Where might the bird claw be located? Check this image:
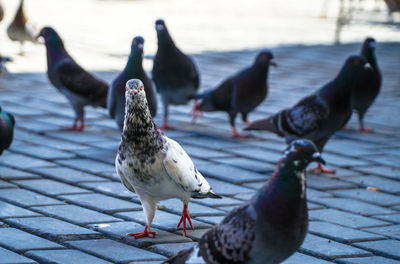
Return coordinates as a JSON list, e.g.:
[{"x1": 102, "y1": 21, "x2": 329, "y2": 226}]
[
  {"x1": 126, "y1": 225, "x2": 157, "y2": 239},
  {"x1": 231, "y1": 126, "x2": 247, "y2": 139},
  {"x1": 191, "y1": 101, "x2": 203, "y2": 123},
  {"x1": 360, "y1": 127, "x2": 373, "y2": 133},
  {"x1": 160, "y1": 123, "x2": 173, "y2": 130},
  {"x1": 176, "y1": 204, "x2": 194, "y2": 236},
  {"x1": 309, "y1": 164, "x2": 336, "y2": 174},
  {"x1": 60, "y1": 125, "x2": 84, "y2": 132}
]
